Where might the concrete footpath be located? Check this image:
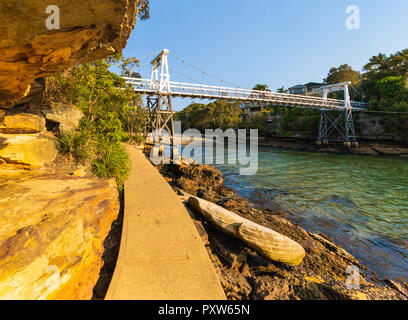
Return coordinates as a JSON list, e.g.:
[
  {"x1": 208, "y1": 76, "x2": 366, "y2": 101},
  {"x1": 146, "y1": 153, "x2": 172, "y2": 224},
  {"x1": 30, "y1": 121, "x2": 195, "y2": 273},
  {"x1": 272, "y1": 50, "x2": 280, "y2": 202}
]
[{"x1": 105, "y1": 145, "x2": 226, "y2": 300}]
